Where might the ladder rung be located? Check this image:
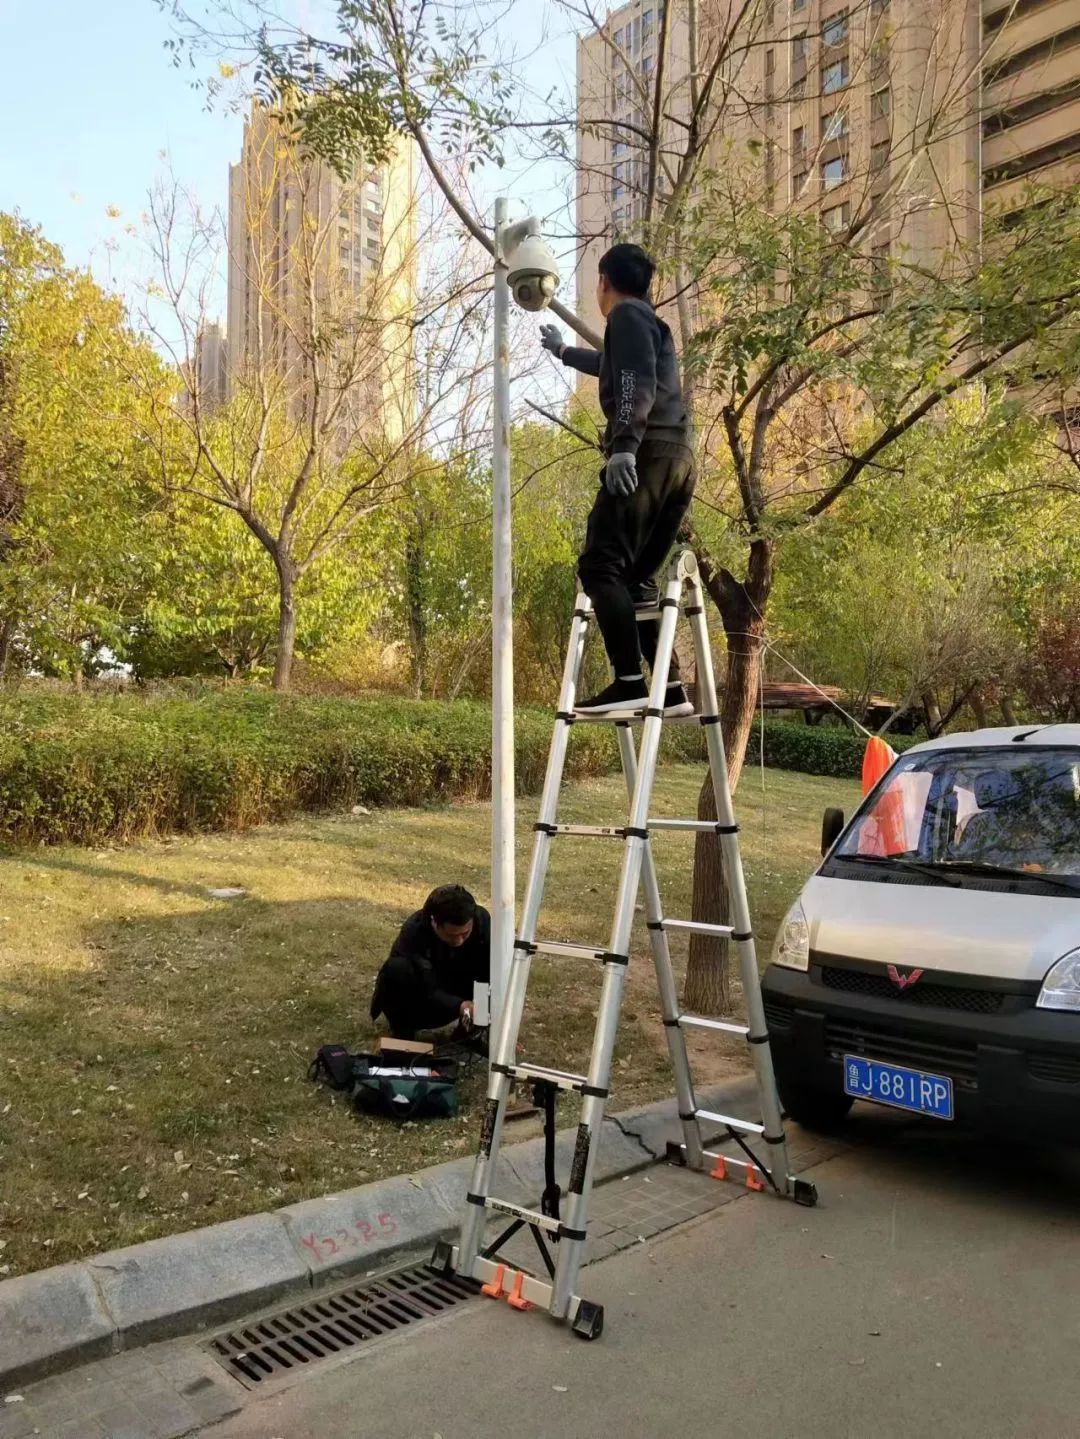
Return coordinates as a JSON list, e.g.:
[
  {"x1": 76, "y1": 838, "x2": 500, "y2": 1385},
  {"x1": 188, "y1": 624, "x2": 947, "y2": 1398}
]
[
  {"x1": 571, "y1": 710, "x2": 703, "y2": 725},
  {"x1": 659, "y1": 918, "x2": 735, "y2": 938},
  {"x1": 694, "y1": 1109, "x2": 766, "y2": 1136},
  {"x1": 648, "y1": 818, "x2": 724, "y2": 833},
  {"x1": 533, "y1": 939, "x2": 608, "y2": 961},
  {"x1": 480, "y1": 1196, "x2": 562, "y2": 1235},
  {"x1": 679, "y1": 1015, "x2": 750, "y2": 1037},
  {"x1": 506, "y1": 1061, "x2": 589, "y2": 1093},
  {"x1": 546, "y1": 824, "x2": 627, "y2": 838}
]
